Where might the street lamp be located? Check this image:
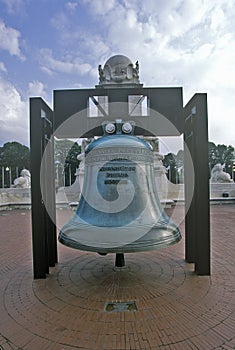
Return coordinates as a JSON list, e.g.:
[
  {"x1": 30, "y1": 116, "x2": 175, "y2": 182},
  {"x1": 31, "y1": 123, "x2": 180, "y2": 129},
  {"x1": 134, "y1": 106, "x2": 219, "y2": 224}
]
[
  {"x1": 5, "y1": 167, "x2": 10, "y2": 188},
  {"x1": 1, "y1": 167, "x2": 4, "y2": 188},
  {"x1": 233, "y1": 161, "x2": 235, "y2": 181},
  {"x1": 174, "y1": 166, "x2": 178, "y2": 184}
]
